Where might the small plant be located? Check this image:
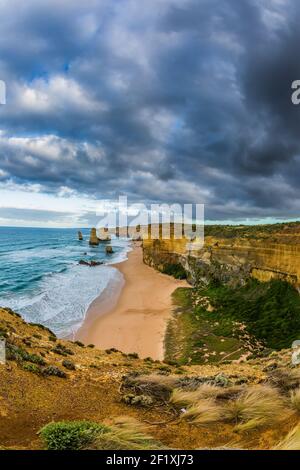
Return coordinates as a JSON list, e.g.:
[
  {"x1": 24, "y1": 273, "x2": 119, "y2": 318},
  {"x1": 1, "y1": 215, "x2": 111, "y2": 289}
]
[
  {"x1": 52, "y1": 343, "x2": 74, "y2": 356},
  {"x1": 74, "y1": 340, "x2": 84, "y2": 347},
  {"x1": 22, "y1": 363, "x2": 42, "y2": 375},
  {"x1": 6, "y1": 343, "x2": 46, "y2": 366},
  {"x1": 43, "y1": 366, "x2": 67, "y2": 379},
  {"x1": 128, "y1": 352, "x2": 139, "y2": 359},
  {"x1": 122, "y1": 394, "x2": 153, "y2": 407},
  {"x1": 39, "y1": 421, "x2": 106, "y2": 450},
  {"x1": 62, "y1": 360, "x2": 76, "y2": 371},
  {"x1": 48, "y1": 335, "x2": 57, "y2": 342},
  {"x1": 87, "y1": 344, "x2": 95, "y2": 348},
  {"x1": 105, "y1": 347, "x2": 119, "y2": 354}
]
